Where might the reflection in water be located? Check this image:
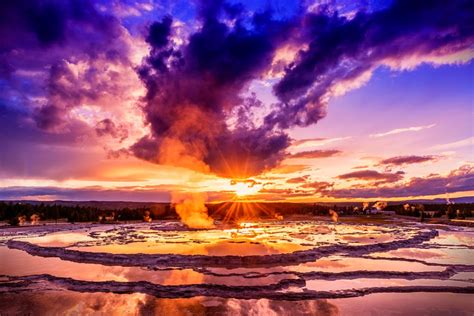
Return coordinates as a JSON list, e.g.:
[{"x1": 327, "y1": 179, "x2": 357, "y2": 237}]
[
  {"x1": 334, "y1": 293, "x2": 474, "y2": 316},
  {"x1": 1, "y1": 218, "x2": 473, "y2": 314},
  {"x1": 1, "y1": 290, "x2": 473, "y2": 315},
  {"x1": 372, "y1": 248, "x2": 474, "y2": 265},
  {"x1": 23, "y1": 231, "x2": 97, "y2": 247},
  {"x1": 0, "y1": 247, "x2": 294, "y2": 287},
  {"x1": 0, "y1": 291, "x2": 340, "y2": 316},
  {"x1": 294, "y1": 256, "x2": 446, "y2": 273},
  {"x1": 68, "y1": 239, "x2": 306, "y2": 256},
  {"x1": 0, "y1": 247, "x2": 195, "y2": 284},
  {"x1": 305, "y1": 278, "x2": 473, "y2": 292}
]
